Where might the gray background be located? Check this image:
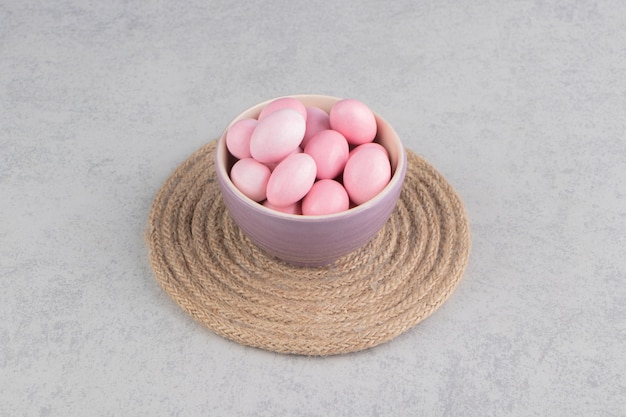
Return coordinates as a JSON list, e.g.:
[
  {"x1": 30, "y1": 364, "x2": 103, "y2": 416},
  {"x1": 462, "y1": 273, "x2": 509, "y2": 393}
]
[{"x1": 2, "y1": 0, "x2": 625, "y2": 416}]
